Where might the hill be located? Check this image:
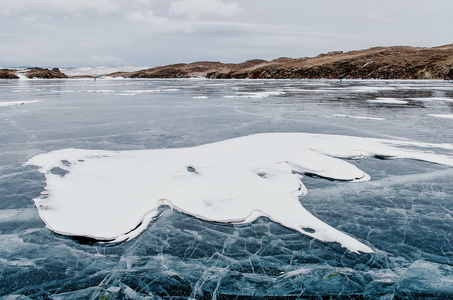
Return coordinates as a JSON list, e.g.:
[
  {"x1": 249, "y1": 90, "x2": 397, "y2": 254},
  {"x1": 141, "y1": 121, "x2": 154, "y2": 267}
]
[
  {"x1": 112, "y1": 44, "x2": 453, "y2": 80},
  {"x1": 0, "y1": 67, "x2": 67, "y2": 79},
  {"x1": 2, "y1": 44, "x2": 453, "y2": 80}
]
